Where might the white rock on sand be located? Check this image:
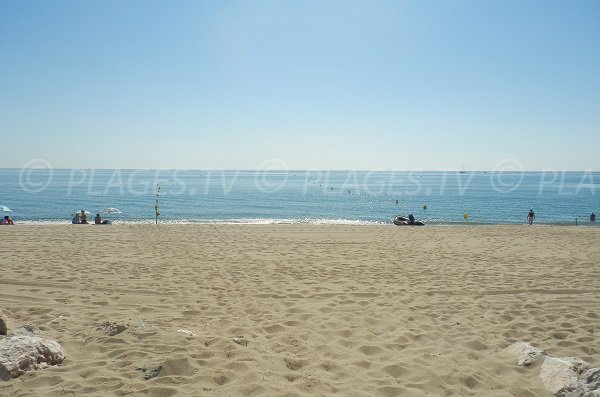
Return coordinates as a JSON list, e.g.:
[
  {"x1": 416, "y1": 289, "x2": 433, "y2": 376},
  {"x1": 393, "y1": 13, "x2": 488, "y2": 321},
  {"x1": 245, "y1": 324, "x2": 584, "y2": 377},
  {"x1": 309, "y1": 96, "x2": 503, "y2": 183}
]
[
  {"x1": 539, "y1": 356, "x2": 586, "y2": 396},
  {"x1": 504, "y1": 342, "x2": 600, "y2": 397},
  {"x1": 538, "y1": 356, "x2": 600, "y2": 397},
  {"x1": 504, "y1": 341, "x2": 546, "y2": 367},
  {"x1": 0, "y1": 332, "x2": 65, "y2": 381}
]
